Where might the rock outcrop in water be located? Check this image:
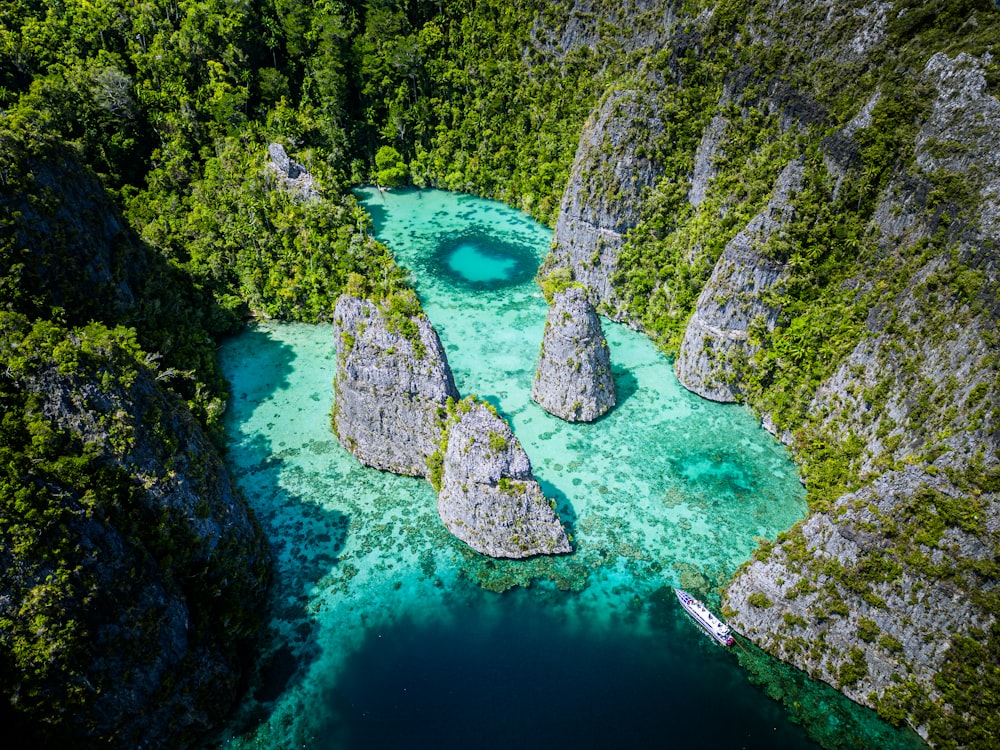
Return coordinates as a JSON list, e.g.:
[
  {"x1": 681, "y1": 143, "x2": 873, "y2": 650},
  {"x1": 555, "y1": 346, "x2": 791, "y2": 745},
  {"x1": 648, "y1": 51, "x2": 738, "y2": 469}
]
[
  {"x1": 435, "y1": 397, "x2": 572, "y2": 558},
  {"x1": 673, "y1": 159, "x2": 804, "y2": 402},
  {"x1": 532, "y1": 285, "x2": 616, "y2": 421},
  {"x1": 332, "y1": 295, "x2": 572, "y2": 559},
  {"x1": 332, "y1": 293, "x2": 459, "y2": 477}
]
